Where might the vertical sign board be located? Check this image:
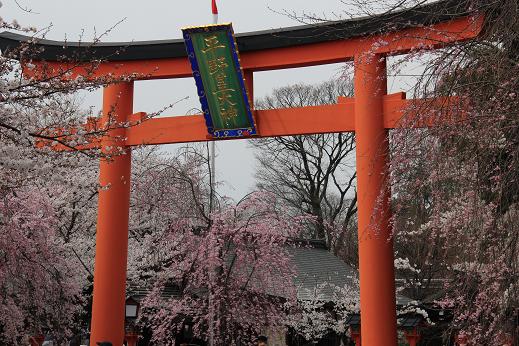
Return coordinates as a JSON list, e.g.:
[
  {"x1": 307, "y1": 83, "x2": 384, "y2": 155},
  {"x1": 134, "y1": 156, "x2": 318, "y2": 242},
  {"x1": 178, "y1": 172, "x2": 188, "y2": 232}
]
[{"x1": 182, "y1": 24, "x2": 257, "y2": 139}]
